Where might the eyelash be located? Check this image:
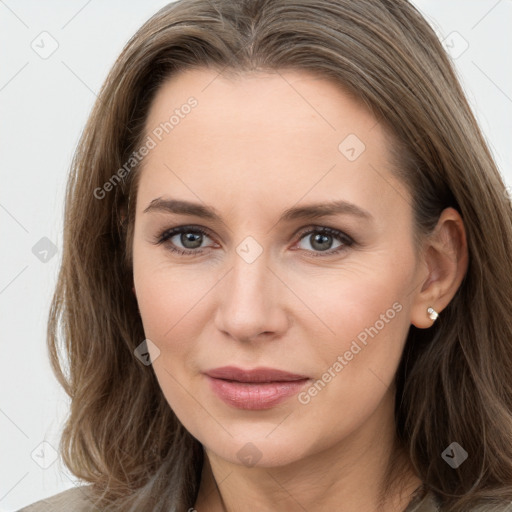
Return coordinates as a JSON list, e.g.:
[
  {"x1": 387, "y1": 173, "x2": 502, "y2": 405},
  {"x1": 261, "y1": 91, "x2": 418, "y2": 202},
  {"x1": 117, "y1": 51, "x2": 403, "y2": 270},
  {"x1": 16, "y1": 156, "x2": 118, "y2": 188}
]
[{"x1": 152, "y1": 225, "x2": 355, "y2": 258}]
